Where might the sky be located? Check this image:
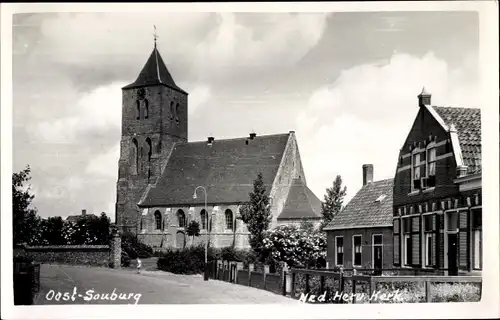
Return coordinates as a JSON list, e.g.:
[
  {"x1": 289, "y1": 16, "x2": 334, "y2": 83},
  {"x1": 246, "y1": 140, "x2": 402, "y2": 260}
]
[{"x1": 12, "y1": 11, "x2": 480, "y2": 221}]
